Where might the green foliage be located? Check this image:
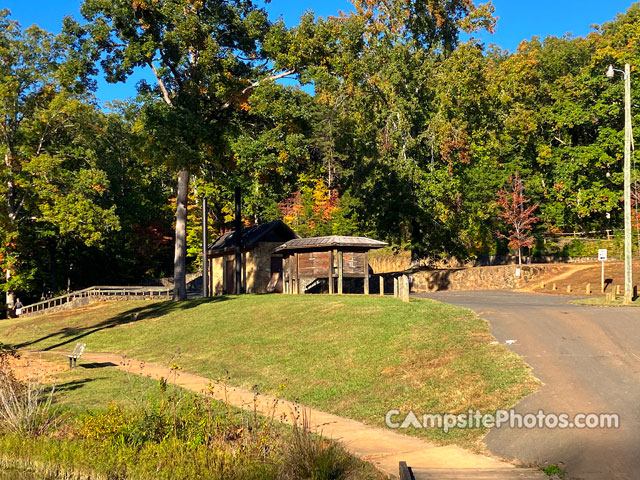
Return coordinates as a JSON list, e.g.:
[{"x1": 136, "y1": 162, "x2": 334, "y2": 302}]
[
  {"x1": 0, "y1": 10, "x2": 124, "y2": 301},
  {"x1": 5, "y1": 1, "x2": 640, "y2": 301},
  {"x1": 541, "y1": 464, "x2": 565, "y2": 478}
]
